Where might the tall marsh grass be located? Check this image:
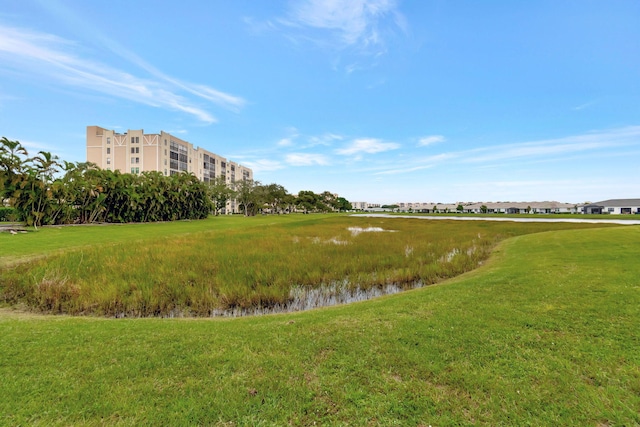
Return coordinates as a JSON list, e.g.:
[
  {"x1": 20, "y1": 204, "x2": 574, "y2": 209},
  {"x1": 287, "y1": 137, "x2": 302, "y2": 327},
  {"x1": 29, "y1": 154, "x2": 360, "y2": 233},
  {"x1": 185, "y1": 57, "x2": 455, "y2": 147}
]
[{"x1": 0, "y1": 216, "x2": 607, "y2": 316}]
